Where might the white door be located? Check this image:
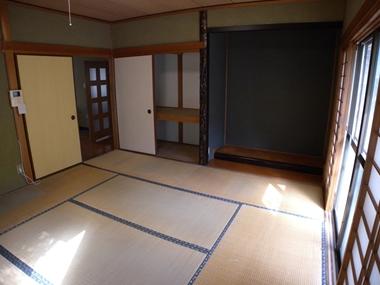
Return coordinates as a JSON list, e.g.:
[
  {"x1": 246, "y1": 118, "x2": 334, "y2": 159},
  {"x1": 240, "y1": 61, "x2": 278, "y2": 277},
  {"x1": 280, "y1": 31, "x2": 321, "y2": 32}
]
[
  {"x1": 17, "y1": 55, "x2": 82, "y2": 179},
  {"x1": 115, "y1": 56, "x2": 156, "y2": 154}
]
